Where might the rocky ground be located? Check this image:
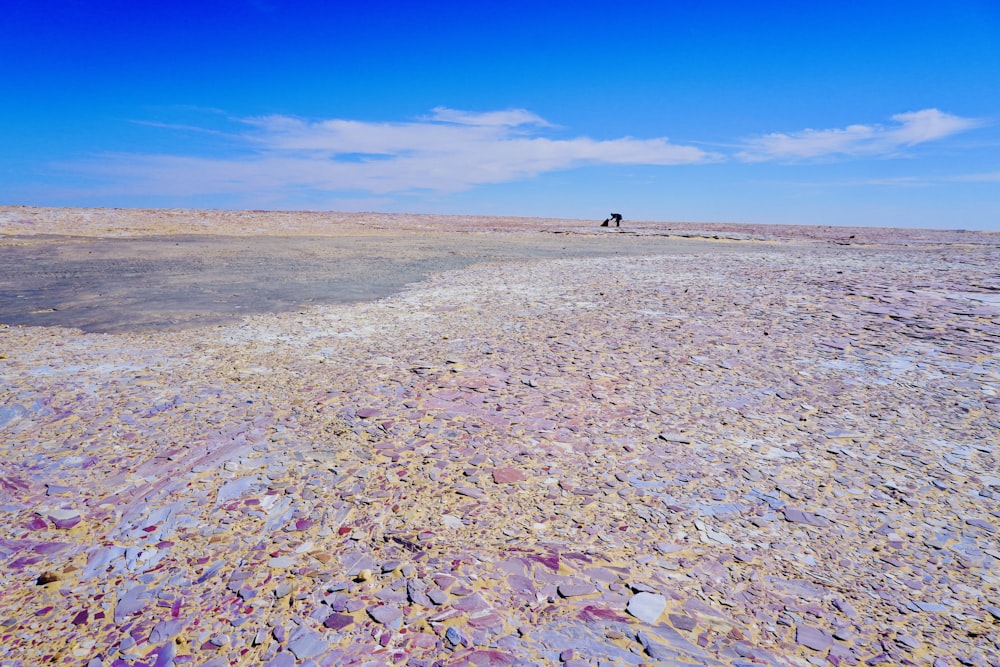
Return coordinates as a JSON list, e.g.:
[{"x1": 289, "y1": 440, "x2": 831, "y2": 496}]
[{"x1": 1, "y1": 207, "x2": 998, "y2": 666}]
